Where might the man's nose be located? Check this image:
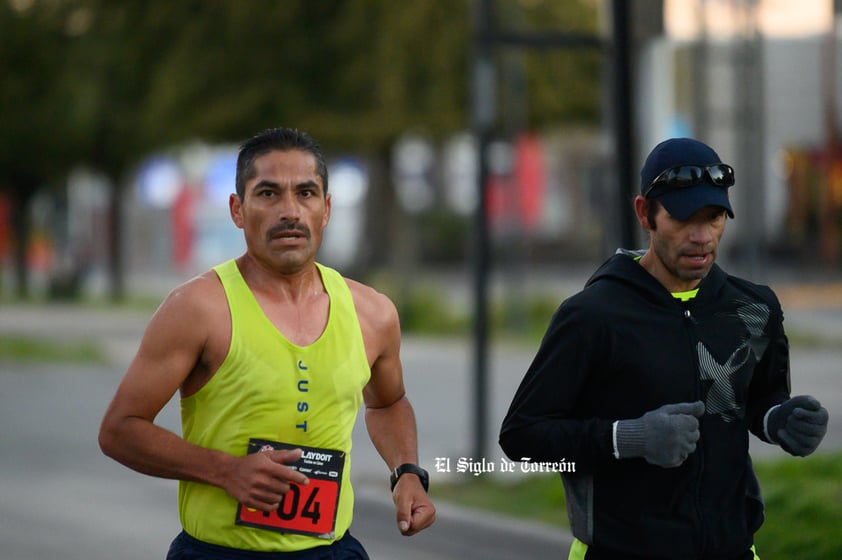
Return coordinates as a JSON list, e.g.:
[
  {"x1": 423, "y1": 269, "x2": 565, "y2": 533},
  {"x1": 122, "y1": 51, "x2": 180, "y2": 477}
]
[
  {"x1": 687, "y1": 222, "x2": 714, "y2": 244},
  {"x1": 277, "y1": 191, "x2": 301, "y2": 220}
]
